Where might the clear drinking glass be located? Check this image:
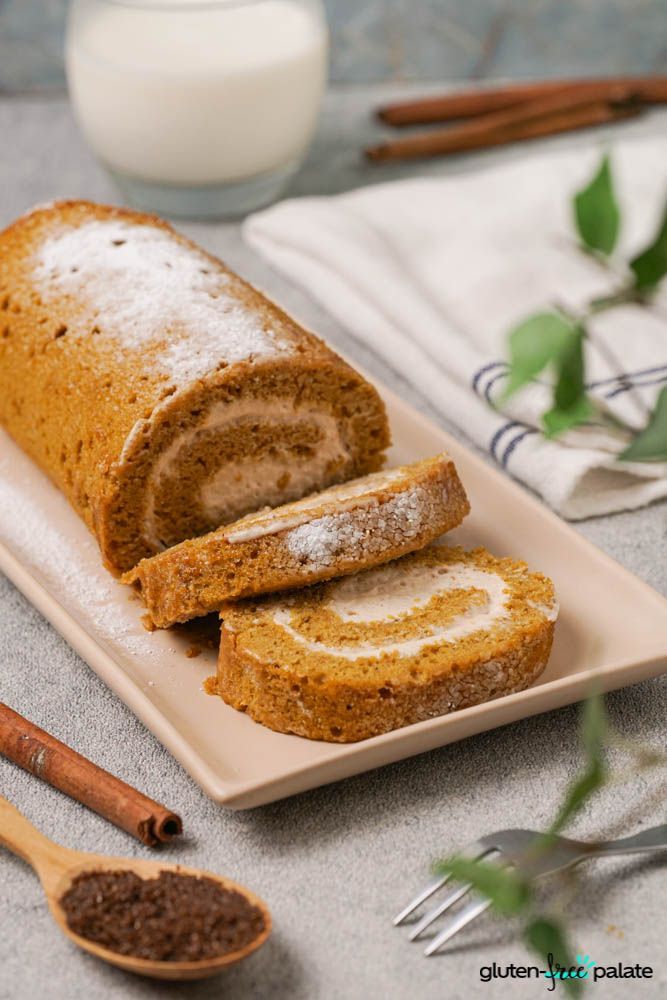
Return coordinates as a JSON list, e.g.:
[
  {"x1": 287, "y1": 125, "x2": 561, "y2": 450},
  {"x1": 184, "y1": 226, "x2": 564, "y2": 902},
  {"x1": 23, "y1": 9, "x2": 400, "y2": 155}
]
[{"x1": 66, "y1": 0, "x2": 328, "y2": 218}]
